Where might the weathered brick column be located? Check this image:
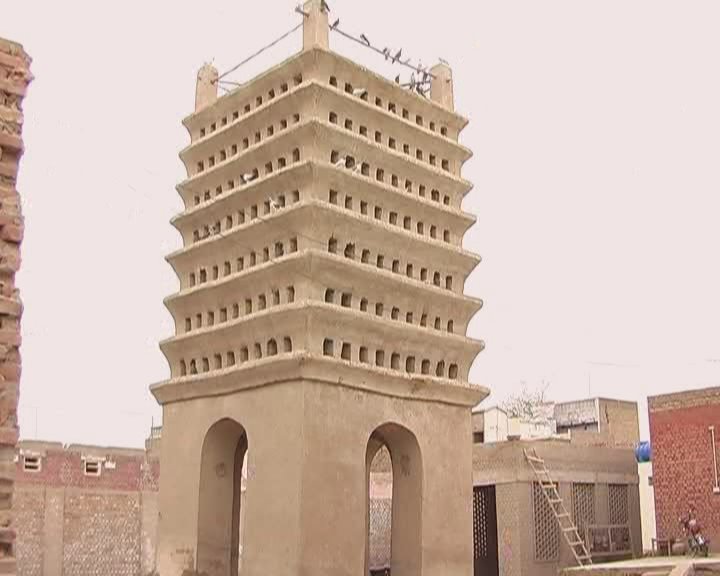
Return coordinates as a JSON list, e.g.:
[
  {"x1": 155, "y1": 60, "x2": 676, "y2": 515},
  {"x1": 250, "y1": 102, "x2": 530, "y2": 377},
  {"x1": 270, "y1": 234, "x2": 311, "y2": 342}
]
[{"x1": 0, "y1": 37, "x2": 32, "y2": 574}]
